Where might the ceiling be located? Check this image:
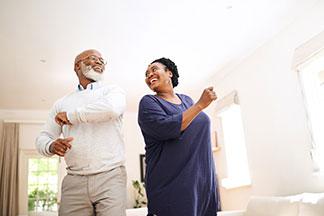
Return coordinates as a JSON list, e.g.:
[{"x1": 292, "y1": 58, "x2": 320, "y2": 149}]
[{"x1": 0, "y1": 0, "x2": 317, "y2": 111}]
